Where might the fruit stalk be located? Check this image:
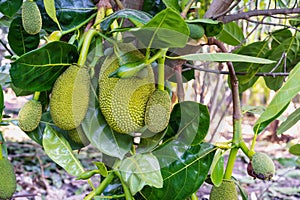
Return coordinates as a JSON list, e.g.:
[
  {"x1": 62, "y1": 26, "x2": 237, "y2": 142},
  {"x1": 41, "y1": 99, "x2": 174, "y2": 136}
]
[
  {"x1": 115, "y1": 170, "x2": 133, "y2": 200},
  {"x1": 0, "y1": 142, "x2": 2, "y2": 160},
  {"x1": 157, "y1": 49, "x2": 168, "y2": 91},
  {"x1": 77, "y1": 29, "x2": 98, "y2": 66}
]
